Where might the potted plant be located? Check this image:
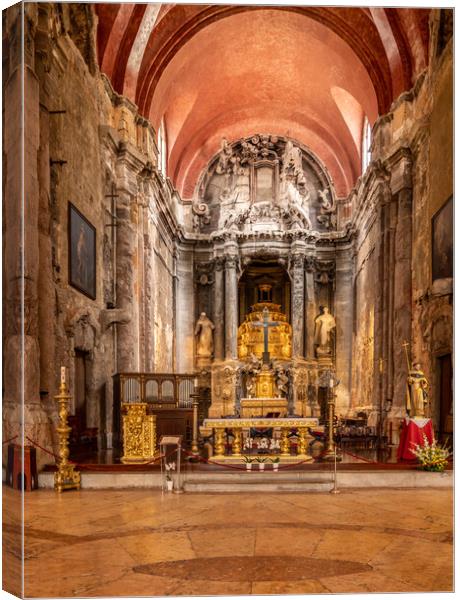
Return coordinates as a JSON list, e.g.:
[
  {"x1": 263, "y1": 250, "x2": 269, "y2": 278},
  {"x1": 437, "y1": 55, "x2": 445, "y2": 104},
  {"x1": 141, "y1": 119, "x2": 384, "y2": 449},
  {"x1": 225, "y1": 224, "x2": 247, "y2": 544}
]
[
  {"x1": 165, "y1": 462, "x2": 176, "y2": 490},
  {"x1": 410, "y1": 434, "x2": 451, "y2": 472},
  {"x1": 271, "y1": 457, "x2": 280, "y2": 472},
  {"x1": 255, "y1": 456, "x2": 267, "y2": 471},
  {"x1": 242, "y1": 456, "x2": 254, "y2": 471}
]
